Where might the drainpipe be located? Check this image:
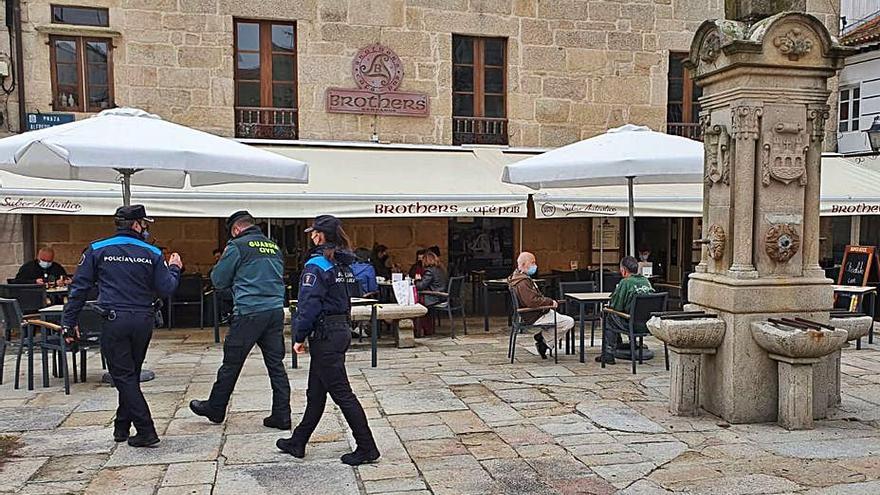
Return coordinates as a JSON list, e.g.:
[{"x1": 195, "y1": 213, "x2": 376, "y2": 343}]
[{"x1": 10, "y1": 0, "x2": 26, "y2": 132}]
